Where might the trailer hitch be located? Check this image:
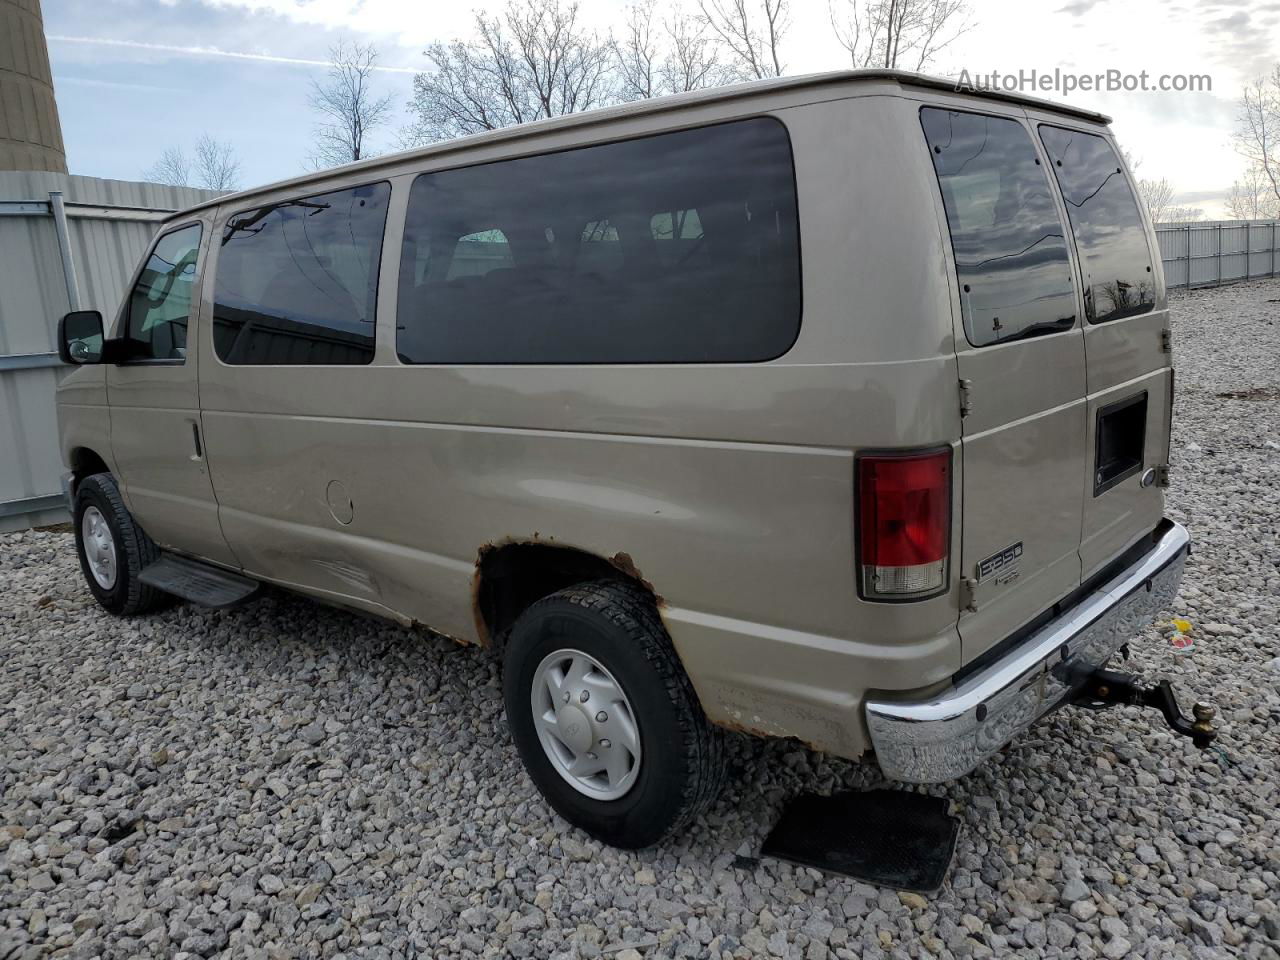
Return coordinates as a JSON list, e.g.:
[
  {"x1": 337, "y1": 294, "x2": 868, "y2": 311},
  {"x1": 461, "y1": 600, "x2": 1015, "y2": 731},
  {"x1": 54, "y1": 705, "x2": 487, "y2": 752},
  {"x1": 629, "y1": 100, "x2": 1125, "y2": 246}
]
[{"x1": 1075, "y1": 669, "x2": 1217, "y2": 748}]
